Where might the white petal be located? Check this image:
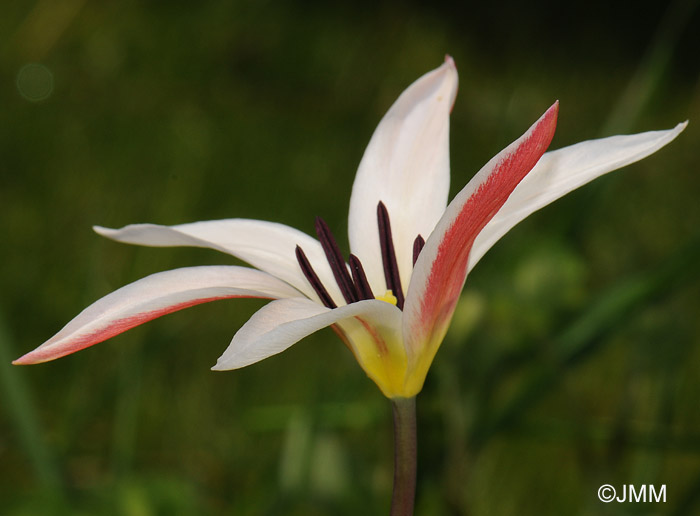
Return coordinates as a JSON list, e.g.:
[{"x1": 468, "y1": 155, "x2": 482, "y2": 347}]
[
  {"x1": 95, "y1": 219, "x2": 345, "y2": 306},
  {"x1": 213, "y1": 297, "x2": 402, "y2": 370},
  {"x1": 468, "y1": 122, "x2": 688, "y2": 270},
  {"x1": 348, "y1": 57, "x2": 458, "y2": 292},
  {"x1": 14, "y1": 266, "x2": 302, "y2": 365}
]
